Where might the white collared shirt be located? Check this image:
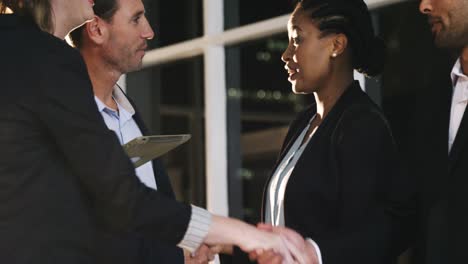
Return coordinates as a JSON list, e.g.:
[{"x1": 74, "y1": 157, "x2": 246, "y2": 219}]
[
  {"x1": 94, "y1": 86, "x2": 157, "y2": 190},
  {"x1": 449, "y1": 59, "x2": 468, "y2": 152},
  {"x1": 265, "y1": 114, "x2": 323, "y2": 264}
]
